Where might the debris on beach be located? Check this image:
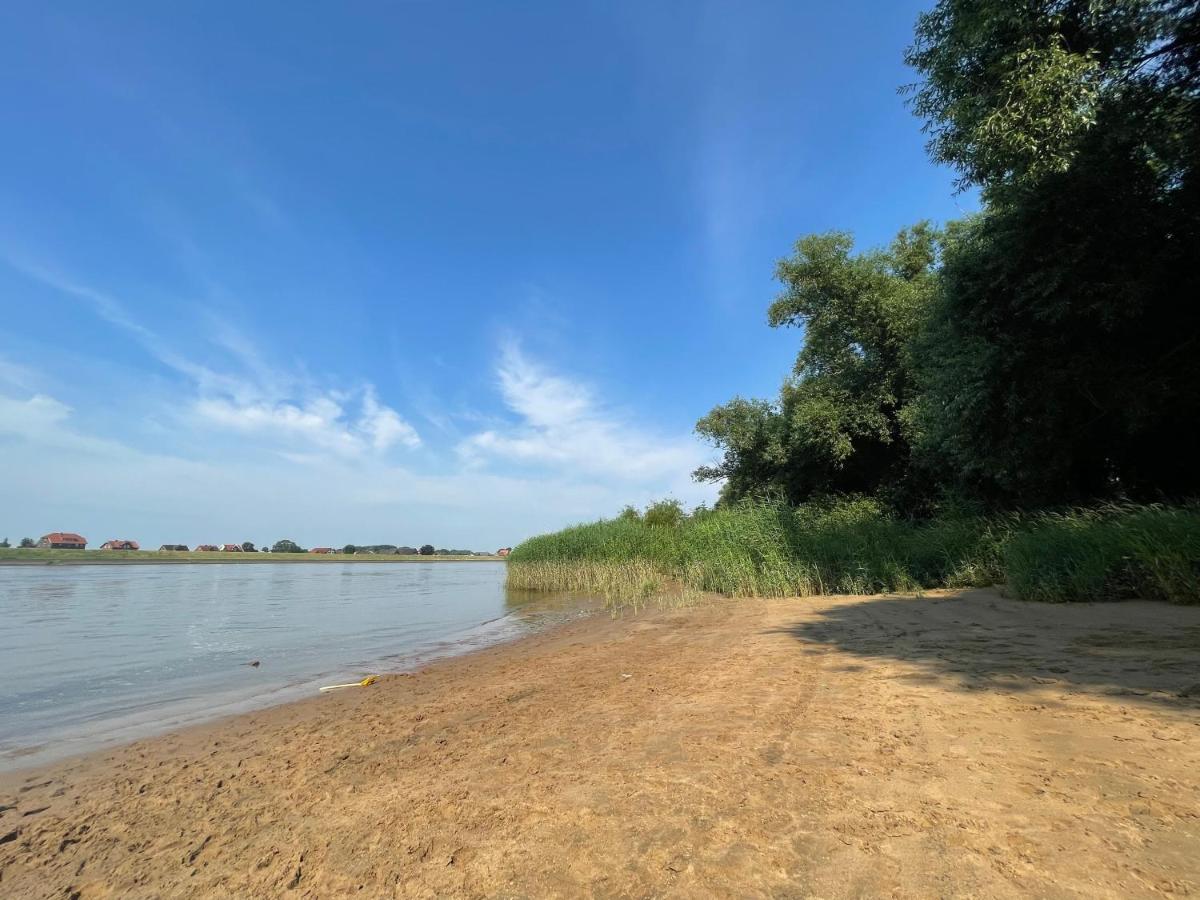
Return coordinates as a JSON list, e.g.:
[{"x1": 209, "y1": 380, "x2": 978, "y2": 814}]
[{"x1": 319, "y1": 675, "x2": 378, "y2": 693}]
